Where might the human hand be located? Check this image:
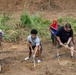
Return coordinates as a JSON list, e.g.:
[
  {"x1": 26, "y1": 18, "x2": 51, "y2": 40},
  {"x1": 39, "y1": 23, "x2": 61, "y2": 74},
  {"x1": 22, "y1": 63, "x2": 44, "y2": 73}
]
[
  {"x1": 60, "y1": 42, "x2": 63, "y2": 46},
  {"x1": 65, "y1": 44, "x2": 69, "y2": 48},
  {"x1": 33, "y1": 54, "x2": 35, "y2": 58}
]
